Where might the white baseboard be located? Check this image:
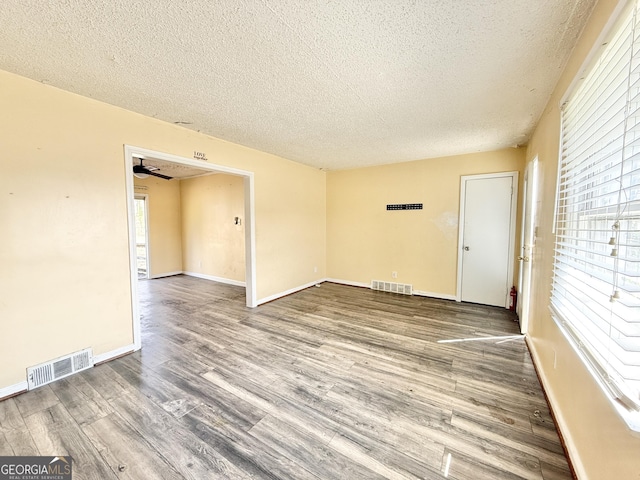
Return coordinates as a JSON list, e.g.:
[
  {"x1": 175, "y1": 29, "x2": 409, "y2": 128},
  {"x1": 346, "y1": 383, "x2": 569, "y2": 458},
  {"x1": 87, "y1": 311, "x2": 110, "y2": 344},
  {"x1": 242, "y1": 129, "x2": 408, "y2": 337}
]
[
  {"x1": 149, "y1": 271, "x2": 184, "y2": 279},
  {"x1": 527, "y1": 338, "x2": 583, "y2": 479},
  {"x1": 257, "y1": 279, "x2": 324, "y2": 305},
  {"x1": 324, "y1": 278, "x2": 371, "y2": 289},
  {"x1": 93, "y1": 343, "x2": 137, "y2": 365},
  {"x1": 413, "y1": 290, "x2": 457, "y2": 301},
  {"x1": 183, "y1": 271, "x2": 246, "y2": 287},
  {"x1": 0, "y1": 381, "x2": 28, "y2": 400}
]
